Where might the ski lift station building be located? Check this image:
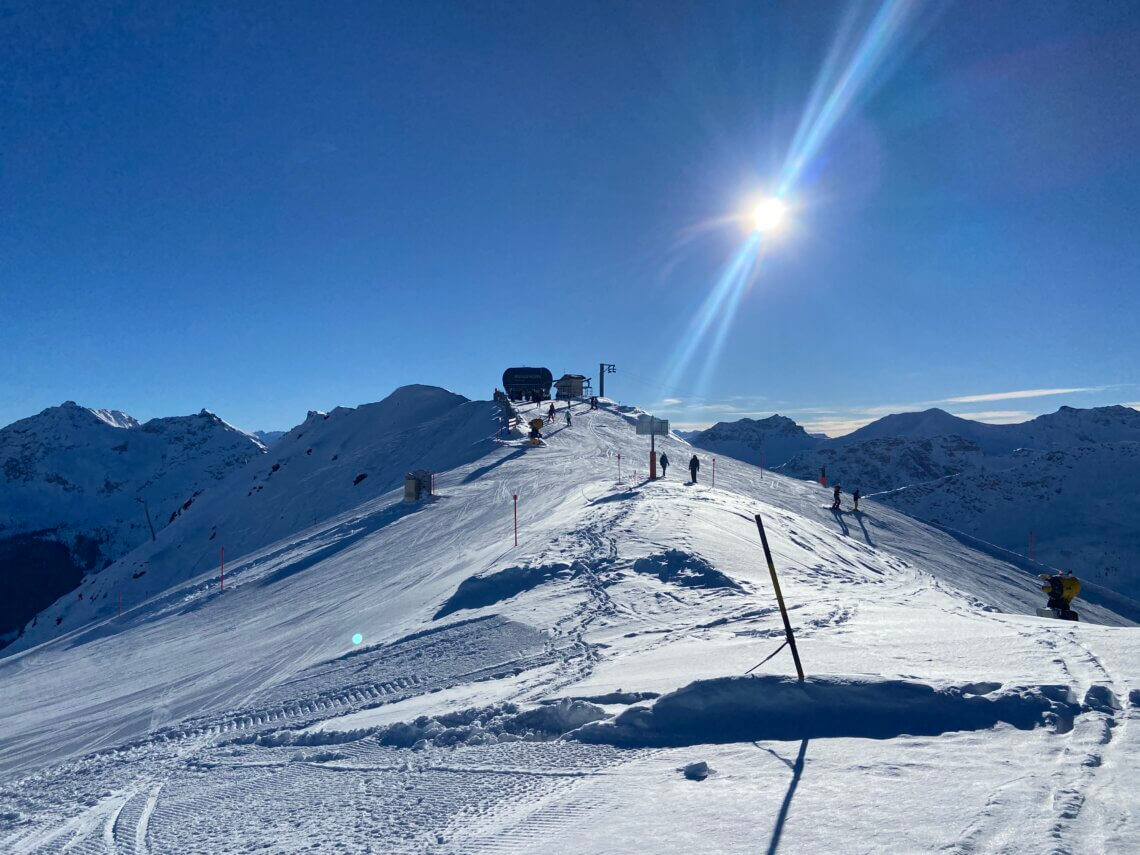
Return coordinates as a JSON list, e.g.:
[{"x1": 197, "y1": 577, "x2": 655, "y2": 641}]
[
  {"x1": 502, "y1": 367, "x2": 553, "y2": 401},
  {"x1": 554, "y1": 374, "x2": 589, "y2": 400}
]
